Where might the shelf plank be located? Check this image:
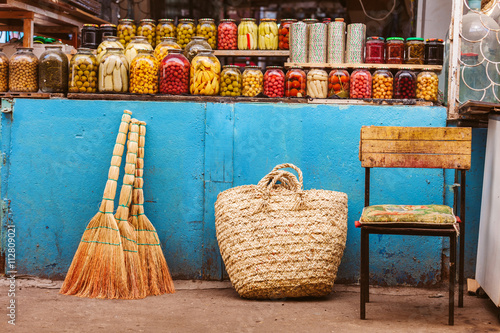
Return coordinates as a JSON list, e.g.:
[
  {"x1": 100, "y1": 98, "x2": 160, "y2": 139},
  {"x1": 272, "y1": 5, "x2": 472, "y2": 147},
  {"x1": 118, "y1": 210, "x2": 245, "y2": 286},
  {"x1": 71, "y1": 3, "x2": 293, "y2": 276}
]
[
  {"x1": 214, "y1": 50, "x2": 290, "y2": 57},
  {"x1": 285, "y1": 62, "x2": 442, "y2": 71}
]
